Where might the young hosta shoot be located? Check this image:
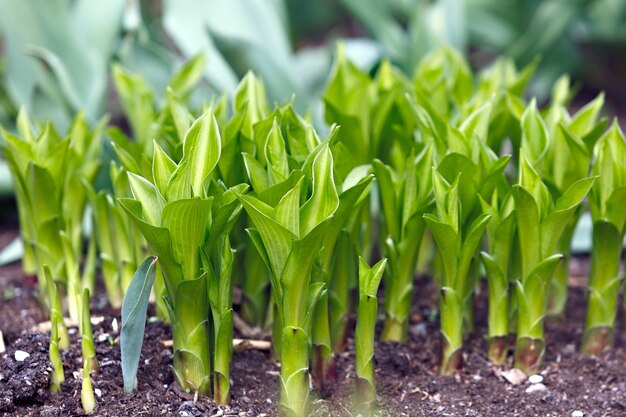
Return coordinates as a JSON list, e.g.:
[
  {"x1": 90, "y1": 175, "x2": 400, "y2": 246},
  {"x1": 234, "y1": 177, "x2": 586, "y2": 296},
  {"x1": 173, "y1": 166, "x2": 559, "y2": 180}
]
[
  {"x1": 81, "y1": 359, "x2": 97, "y2": 414},
  {"x1": 45, "y1": 266, "x2": 69, "y2": 350},
  {"x1": 424, "y1": 172, "x2": 492, "y2": 374},
  {"x1": 537, "y1": 82, "x2": 606, "y2": 316},
  {"x1": 583, "y1": 121, "x2": 626, "y2": 355},
  {"x1": 81, "y1": 288, "x2": 98, "y2": 374},
  {"x1": 311, "y1": 150, "x2": 374, "y2": 390},
  {"x1": 433, "y1": 133, "x2": 511, "y2": 334},
  {"x1": 49, "y1": 315, "x2": 65, "y2": 394},
  {"x1": 479, "y1": 190, "x2": 515, "y2": 364},
  {"x1": 237, "y1": 145, "x2": 339, "y2": 417},
  {"x1": 373, "y1": 144, "x2": 433, "y2": 342},
  {"x1": 355, "y1": 257, "x2": 387, "y2": 414},
  {"x1": 120, "y1": 109, "x2": 245, "y2": 400},
  {"x1": 207, "y1": 237, "x2": 236, "y2": 404},
  {"x1": 329, "y1": 230, "x2": 358, "y2": 353},
  {"x1": 512, "y1": 153, "x2": 595, "y2": 373},
  {"x1": 84, "y1": 164, "x2": 143, "y2": 309},
  {"x1": 0, "y1": 111, "x2": 101, "y2": 317}
]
